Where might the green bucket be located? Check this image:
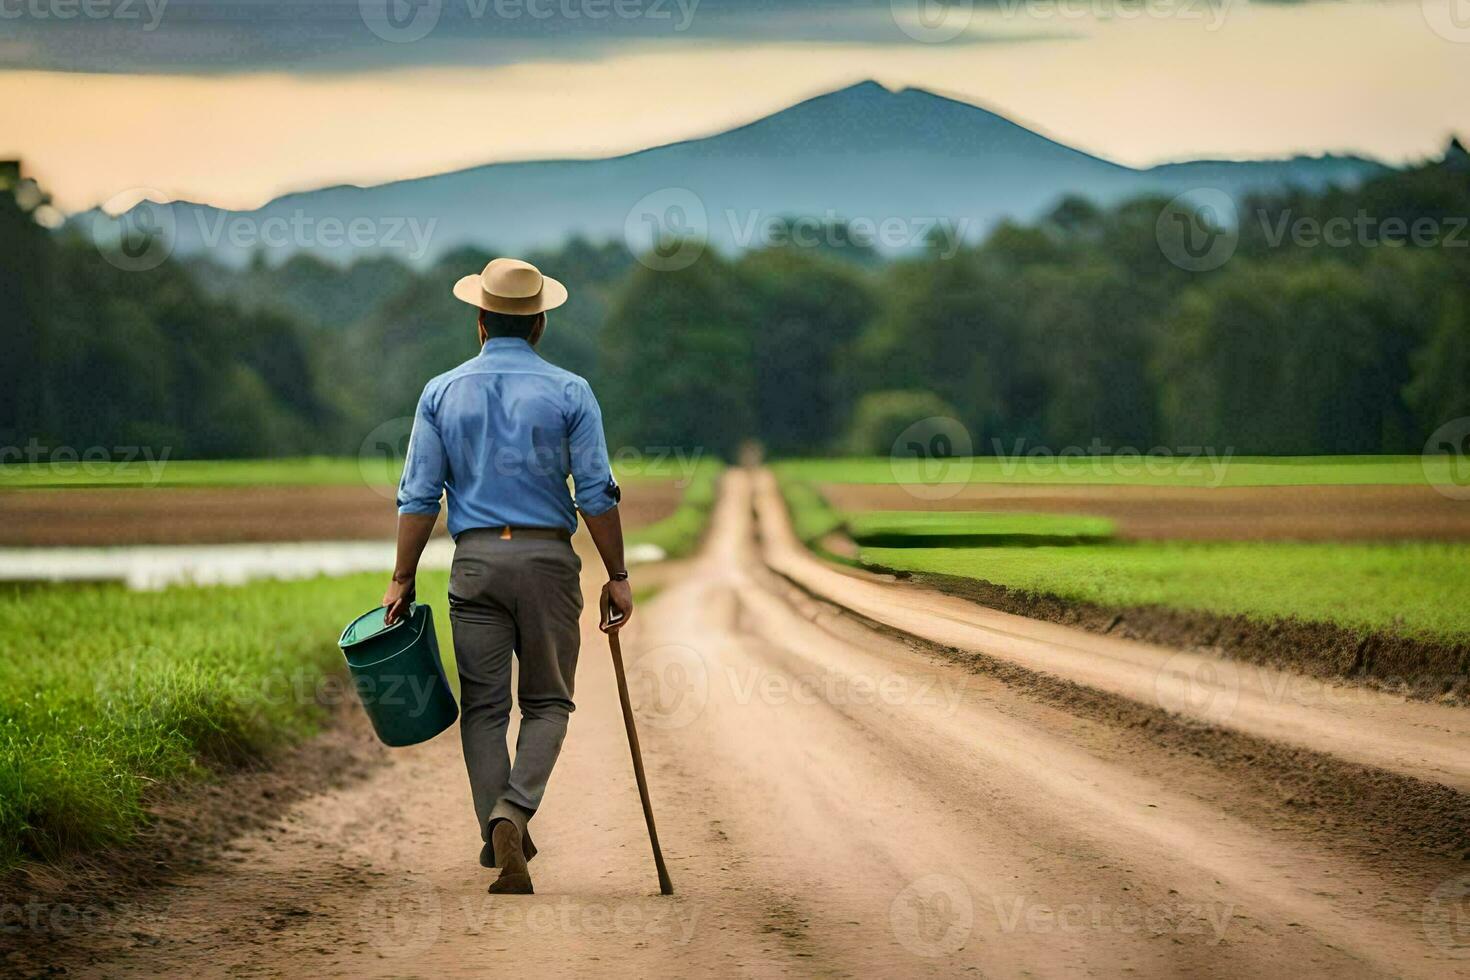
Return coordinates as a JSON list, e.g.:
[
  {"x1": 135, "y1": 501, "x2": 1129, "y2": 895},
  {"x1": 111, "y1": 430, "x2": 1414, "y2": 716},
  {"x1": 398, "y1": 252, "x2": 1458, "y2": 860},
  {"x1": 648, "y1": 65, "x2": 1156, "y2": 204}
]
[{"x1": 338, "y1": 603, "x2": 459, "y2": 747}]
